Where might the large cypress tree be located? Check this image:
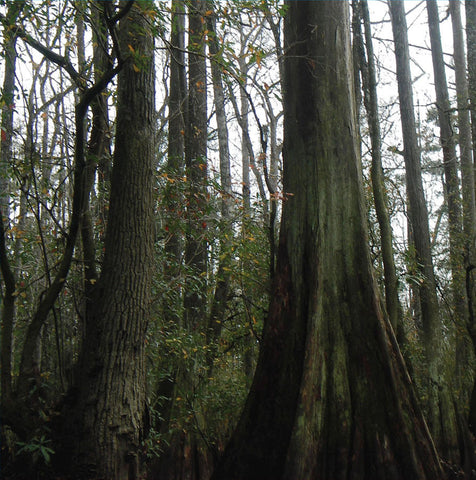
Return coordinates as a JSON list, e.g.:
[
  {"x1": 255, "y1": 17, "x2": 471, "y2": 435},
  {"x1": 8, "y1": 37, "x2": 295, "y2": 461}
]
[{"x1": 211, "y1": 2, "x2": 443, "y2": 479}]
